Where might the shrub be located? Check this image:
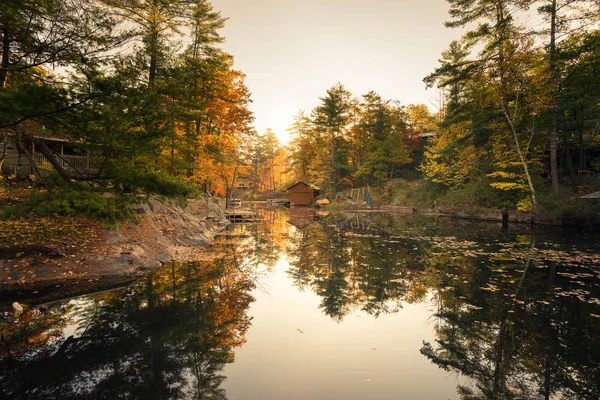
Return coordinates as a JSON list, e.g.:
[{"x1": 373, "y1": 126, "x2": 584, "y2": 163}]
[
  {"x1": 1, "y1": 183, "x2": 136, "y2": 228},
  {"x1": 325, "y1": 200, "x2": 340, "y2": 213},
  {"x1": 536, "y1": 189, "x2": 600, "y2": 223},
  {"x1": 113, "y1": 169, "x2": 197, "y2": 198},
  {"x1": 437, "y1": 179, "x2": 501, "y2": 210}
]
